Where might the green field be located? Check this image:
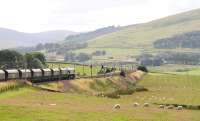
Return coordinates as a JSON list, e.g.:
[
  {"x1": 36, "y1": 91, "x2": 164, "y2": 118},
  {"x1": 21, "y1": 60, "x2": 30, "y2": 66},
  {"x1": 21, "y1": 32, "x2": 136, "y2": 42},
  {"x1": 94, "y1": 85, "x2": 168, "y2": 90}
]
[
  {"x1": 47, "y1": 62, "x2": 101, "y2": 76},
  {"x1": 0, "y1": 72, "x2": 200, "y2": 121}
]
